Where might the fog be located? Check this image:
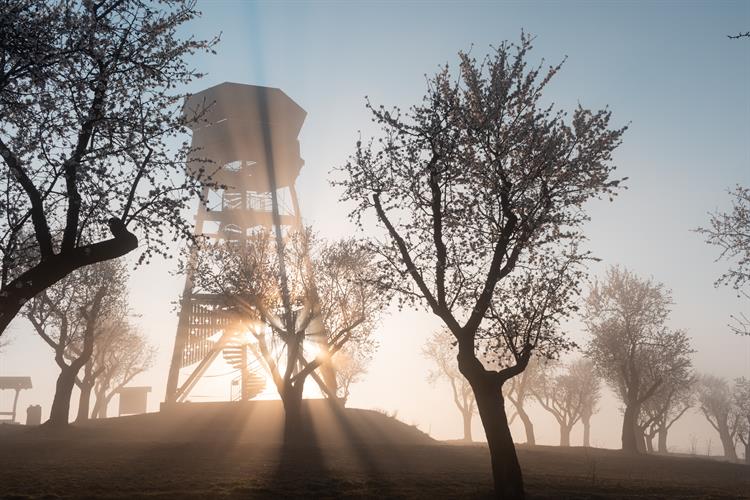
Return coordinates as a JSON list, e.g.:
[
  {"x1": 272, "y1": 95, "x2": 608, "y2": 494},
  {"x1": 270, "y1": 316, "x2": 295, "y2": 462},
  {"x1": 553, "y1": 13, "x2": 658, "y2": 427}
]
[{"x1": 0, "y1": 1, "x2": 748, "y2": 498}]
